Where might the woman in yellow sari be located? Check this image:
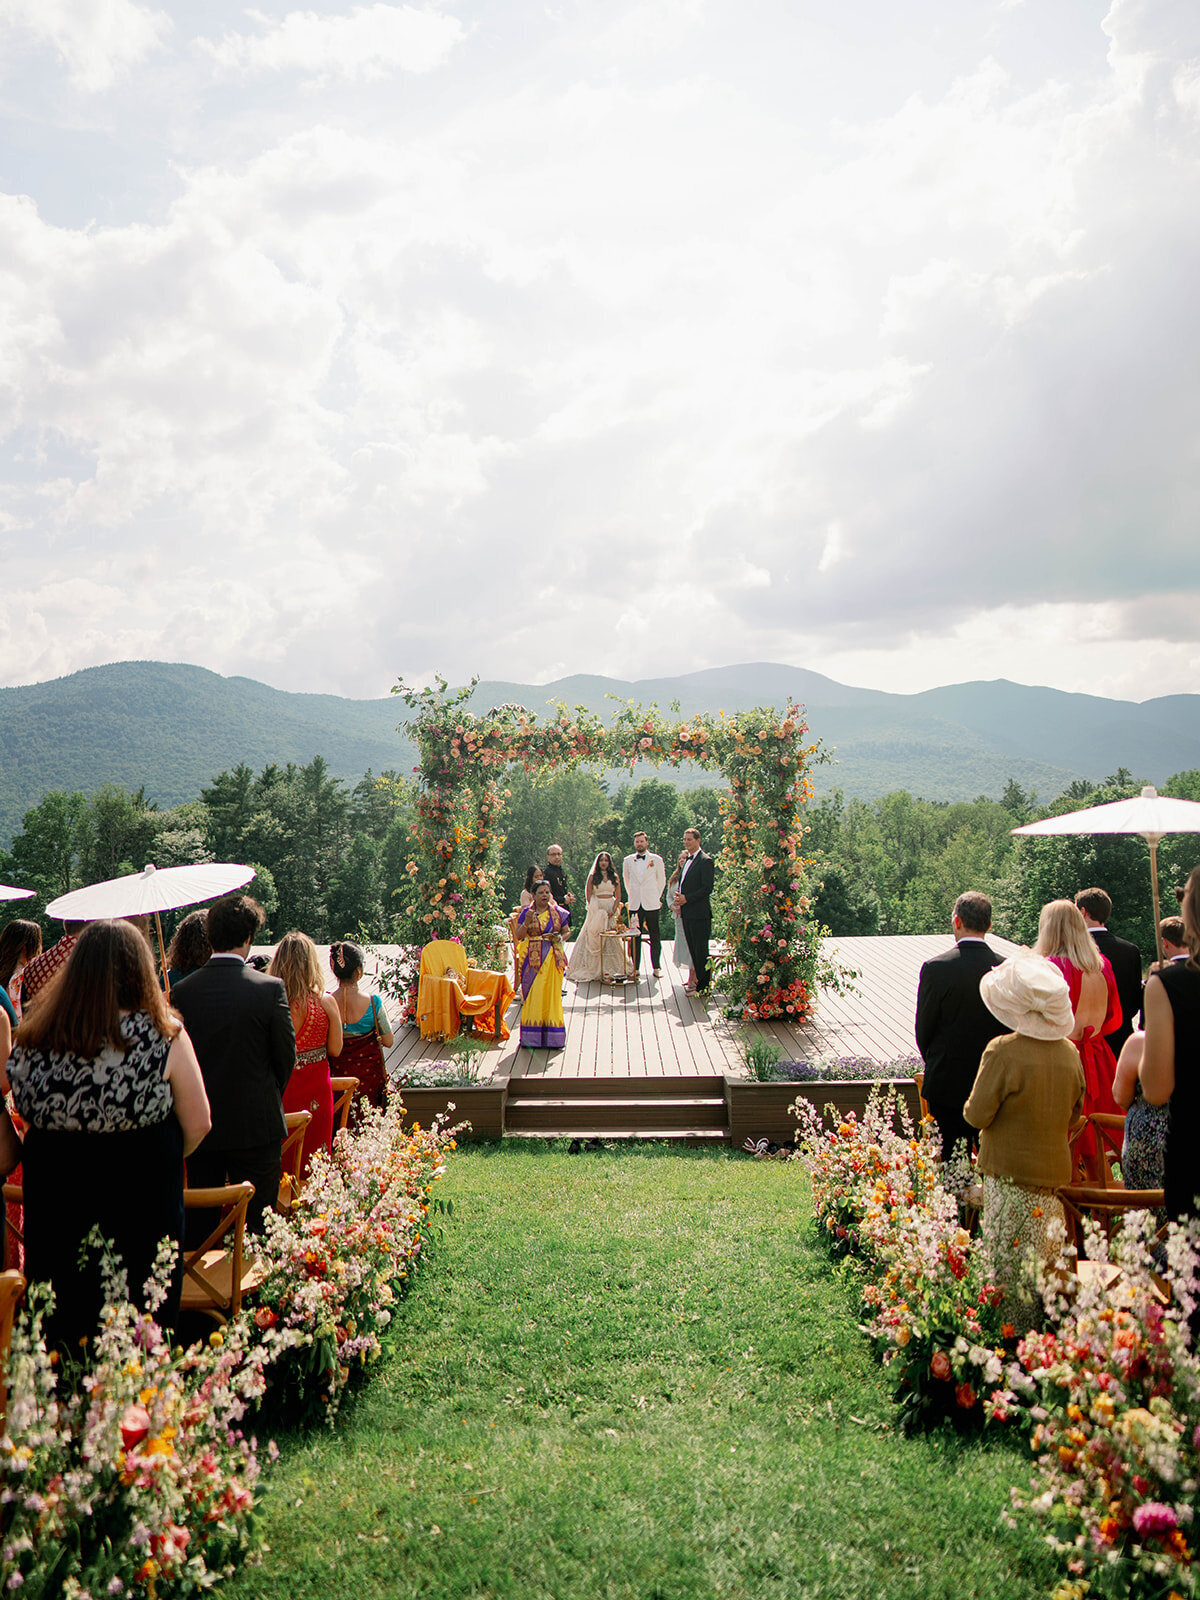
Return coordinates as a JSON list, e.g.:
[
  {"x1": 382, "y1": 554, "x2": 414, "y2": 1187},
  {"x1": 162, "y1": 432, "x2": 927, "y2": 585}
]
[{"x1": 516, "y1": 880, "x2": 570, "y2": 1049}]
